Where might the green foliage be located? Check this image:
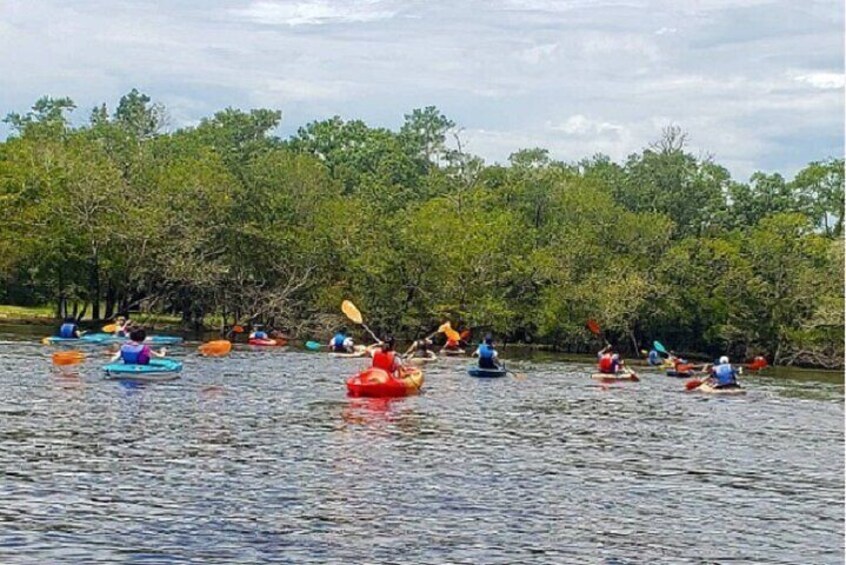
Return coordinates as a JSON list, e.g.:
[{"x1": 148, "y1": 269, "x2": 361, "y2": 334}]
[{"x1": 0, "y1": 94, "x2": 841, "y2": 367}]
